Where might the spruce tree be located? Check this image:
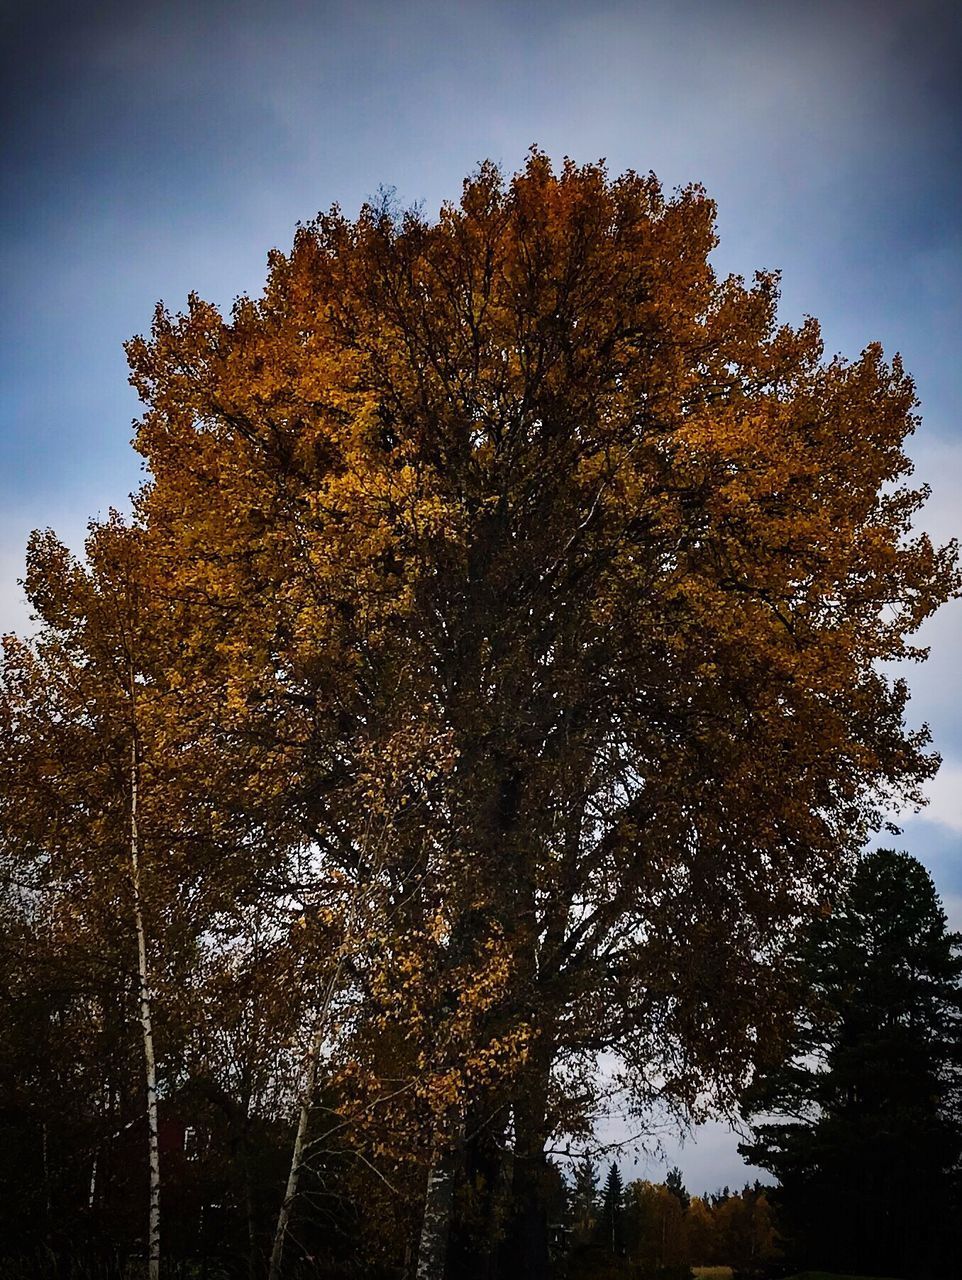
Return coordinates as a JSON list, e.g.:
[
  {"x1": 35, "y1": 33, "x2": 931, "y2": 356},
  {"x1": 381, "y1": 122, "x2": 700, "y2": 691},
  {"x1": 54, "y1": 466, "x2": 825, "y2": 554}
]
[
  {"x1": 740, "y1": 849, "x2": 962, "y2": 1277},
  {"x1": 599, "y1": 1162, "x2": 626, "y2": 1256}
]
